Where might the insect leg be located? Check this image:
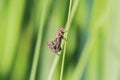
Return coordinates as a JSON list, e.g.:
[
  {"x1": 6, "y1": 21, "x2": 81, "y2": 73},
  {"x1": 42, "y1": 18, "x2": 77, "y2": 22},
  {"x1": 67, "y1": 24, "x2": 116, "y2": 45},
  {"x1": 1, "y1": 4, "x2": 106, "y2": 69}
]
[
  {"x1": 62, "y1": 37, "x2": 67, "y2": 41},
  {"x1": 55, "y1": 52, "x2": 60, "y2": 56}
]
